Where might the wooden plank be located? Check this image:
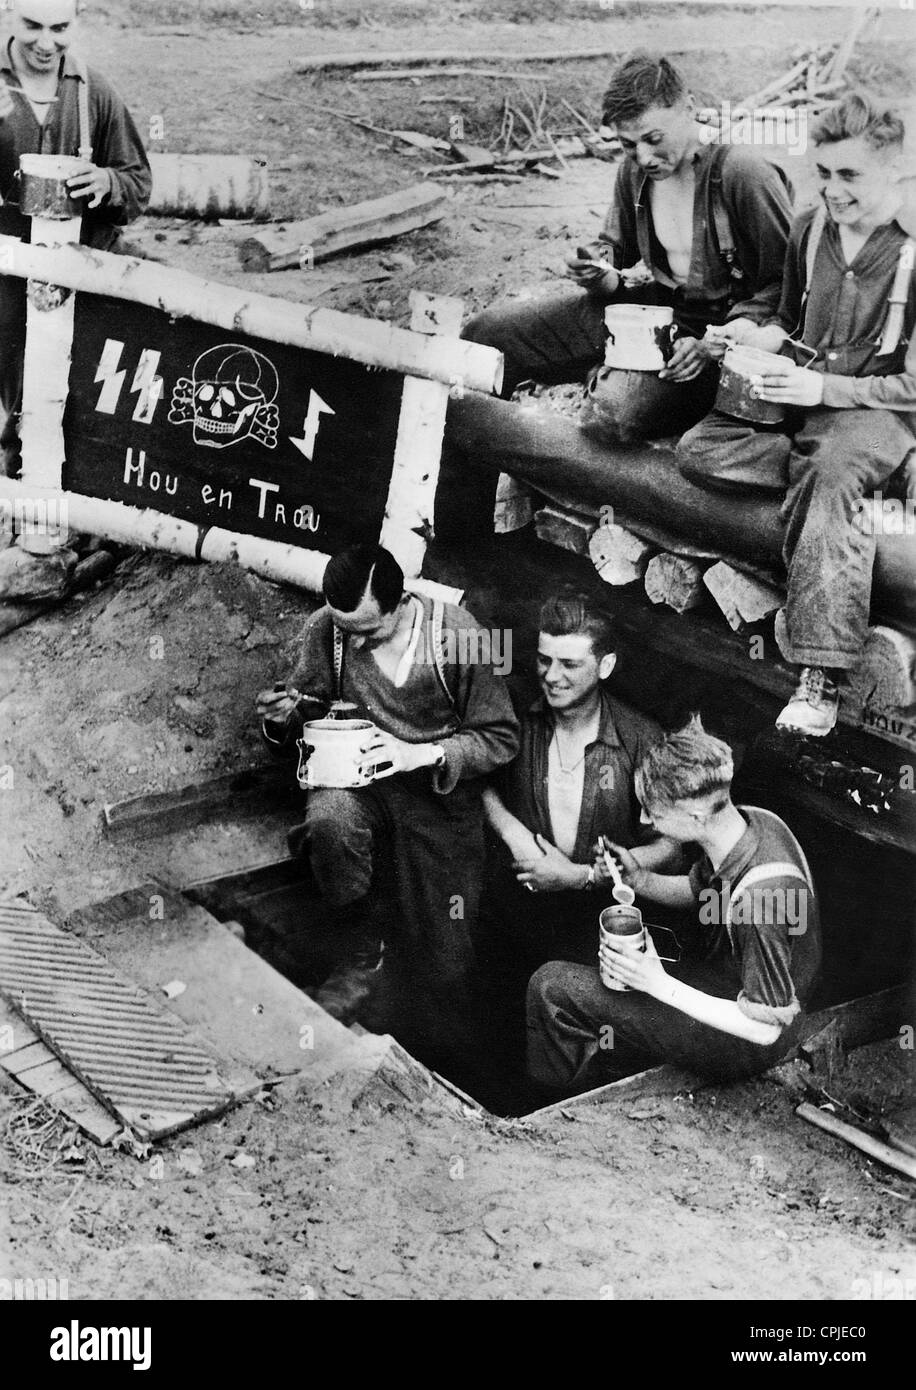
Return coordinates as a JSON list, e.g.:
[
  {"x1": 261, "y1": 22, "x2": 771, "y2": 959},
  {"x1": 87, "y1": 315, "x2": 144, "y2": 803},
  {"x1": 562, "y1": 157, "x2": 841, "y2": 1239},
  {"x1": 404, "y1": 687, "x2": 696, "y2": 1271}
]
[
  {"x1": 64, "y1": 884, "x2": 373, "y2": 1089},
  {"x1": 0, "y1": 899, "x2": 239, "y2": 1142},
  {"x1": 102, "y1": 764, "x2": 296, "y2": 838},
  {"x1": 380, "y1": 291, "x2": 463, "y2": 578},
  {"x1": 526, "y1": 1065, "x2": 703, "y2": 1122},
  {"x1": 798, "y1": 985, "x2": 911, "y2": 1052},
  {"x1": 796, "y1": 1101, "x2": 916, "y2": 1180},
  {"x1": 237, "y1": 184, "x2": 447, "y2": 273},
  {"x1": 0, "y1": 995, "x2": 122, "y2": 1144},
  {"x1": 294, "y1": 44, "x2": 716, "y2": 74}
]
